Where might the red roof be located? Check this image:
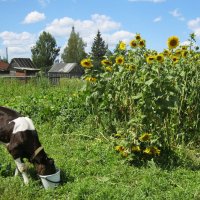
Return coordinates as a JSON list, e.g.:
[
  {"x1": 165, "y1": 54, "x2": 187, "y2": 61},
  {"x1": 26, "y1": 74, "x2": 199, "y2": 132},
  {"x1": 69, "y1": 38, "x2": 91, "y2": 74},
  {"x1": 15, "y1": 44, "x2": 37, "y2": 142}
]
[{"x1": 0, "y1": 61, "x2": 9, "y2": 70}]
